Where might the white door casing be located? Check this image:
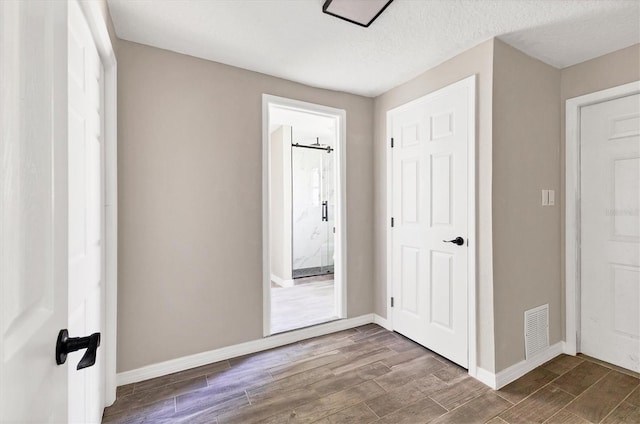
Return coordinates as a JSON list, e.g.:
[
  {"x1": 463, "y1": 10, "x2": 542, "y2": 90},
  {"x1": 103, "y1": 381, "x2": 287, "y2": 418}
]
[
  {"x1": 0, "y1": 1, "x2": 69, "y2": 422},
  {"x1": 262, "y1": 95, "x2": 347, "y2": 337},
  {"x1": 388, "y1": 76, "x2": 476, "y2": 369},
  {"x1": 579, "y1": 93, "x2": 639, "y2": 372},
  {"x1": 68, "y1": 0, "x2": 106, "y2": 421}
]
